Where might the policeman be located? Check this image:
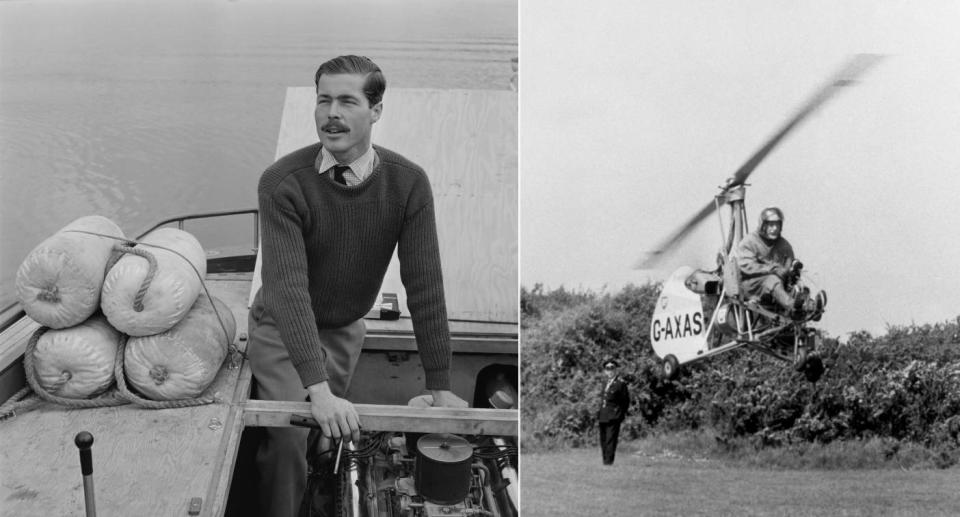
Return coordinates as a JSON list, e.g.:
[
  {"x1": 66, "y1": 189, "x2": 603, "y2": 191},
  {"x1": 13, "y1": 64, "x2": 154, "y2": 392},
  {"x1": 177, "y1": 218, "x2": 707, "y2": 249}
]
[
  {"x1": 597, "y1": 358, "x2": 630, "y2": 465},
  {"x1": 735, "y1": 207, "x2": 823, "y2": 318}
]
